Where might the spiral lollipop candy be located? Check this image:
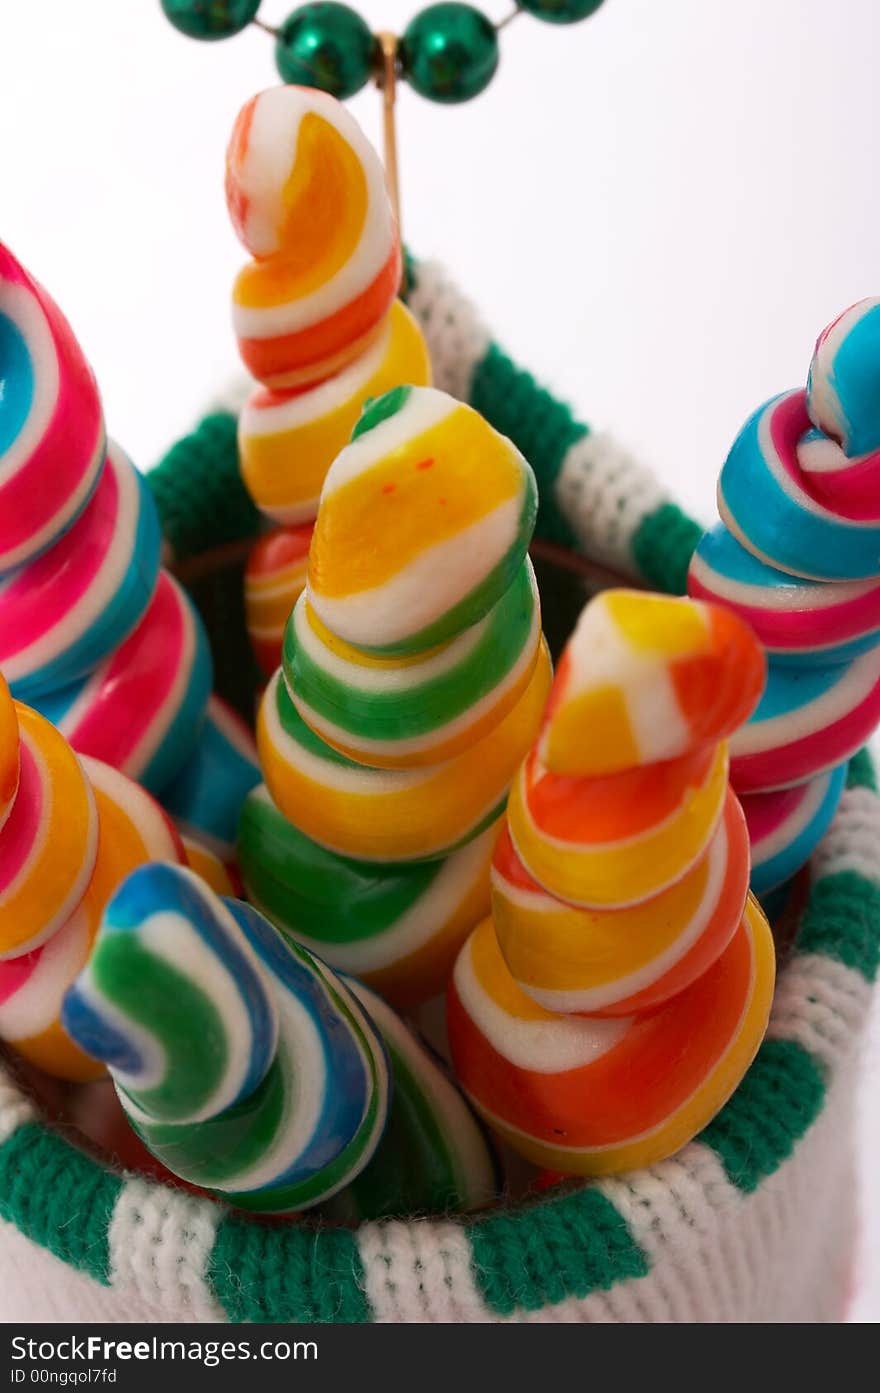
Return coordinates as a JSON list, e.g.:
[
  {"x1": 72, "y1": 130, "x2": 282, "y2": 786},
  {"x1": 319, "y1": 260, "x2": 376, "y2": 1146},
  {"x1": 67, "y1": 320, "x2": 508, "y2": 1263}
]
[
  {"x1": 225, "y1": 87, "x2": 432, "y2": 676},
  {"x1": 688, "y1": 298, "x2": 880, "y2": 889},
  {"x1": 0, "y1": 440, "x2": 161, "y2": 700},
  {"x1": 238, "y1": 299, "x2": 431, "y2": 527},
  {"x1": 447, "y1": 589, "x2": 775, "y2": 1176},
  {"x1": 506, "y1": 591, "x2": 764, "y2": 913},
  {"x1": 0, "y1": 699, "x2": 97, "y2": 960},
  {"x1": 239, "y1": 783, "x2": 500, "y2": 1009},
  {"x1": 0, "y1": 755, "x2": 184, "y2": 1080},
  {"x1": 162, "y1": 695, "x2": 260, "y2": 871},
  {"x1": 63, "y1": 864, "x2": 390, "y2": 1213},
  {"x1": 498, "y1": 590, "x2": 765, "y2": 1007},
  {"x1": 35, "y1": 572, "x2": 213, "y2": 796},
  {"x1": 718, "y1": 305, "x2": 880, "y2": 582},
  {"x1": 306, "y1": 387, "x2": 539, "y2": 656},
  {"x1": 244, "y1": 525, "x2": 313, "y2": 675},
  {"x1": 0, "y1": 243, "x2": 105, "y2": 575},
  {"x1": 688, "y1": 524, "x2": 880, "y2": 669},
  {"x1": 448, "y1": 902, "x2": 774, "y2": 1177},
  {"x1": 0, "y1": 239, "x2": 213, "y2": 802},
  {"x1": 243, "y1": 385, "x2": 549, "y2": 1004},
  {"x1": 227, "y1": 85, "x2": 402, "y2": 391},
  {"x1": 286, "y1": 556, "x2": 543, "y2": 770},
  {"x1": 740, "y1": 765, "x2": 847, "y2": 897},
  {"x1": 322, "y1": 978, "x2": 498, "y2": 1222}
]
